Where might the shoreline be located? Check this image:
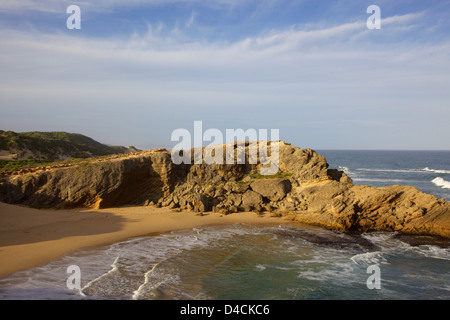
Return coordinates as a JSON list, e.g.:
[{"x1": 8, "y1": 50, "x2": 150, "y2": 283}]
[{"x1": 0, "y1": 202, "x2": 293, "y2": 278}]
